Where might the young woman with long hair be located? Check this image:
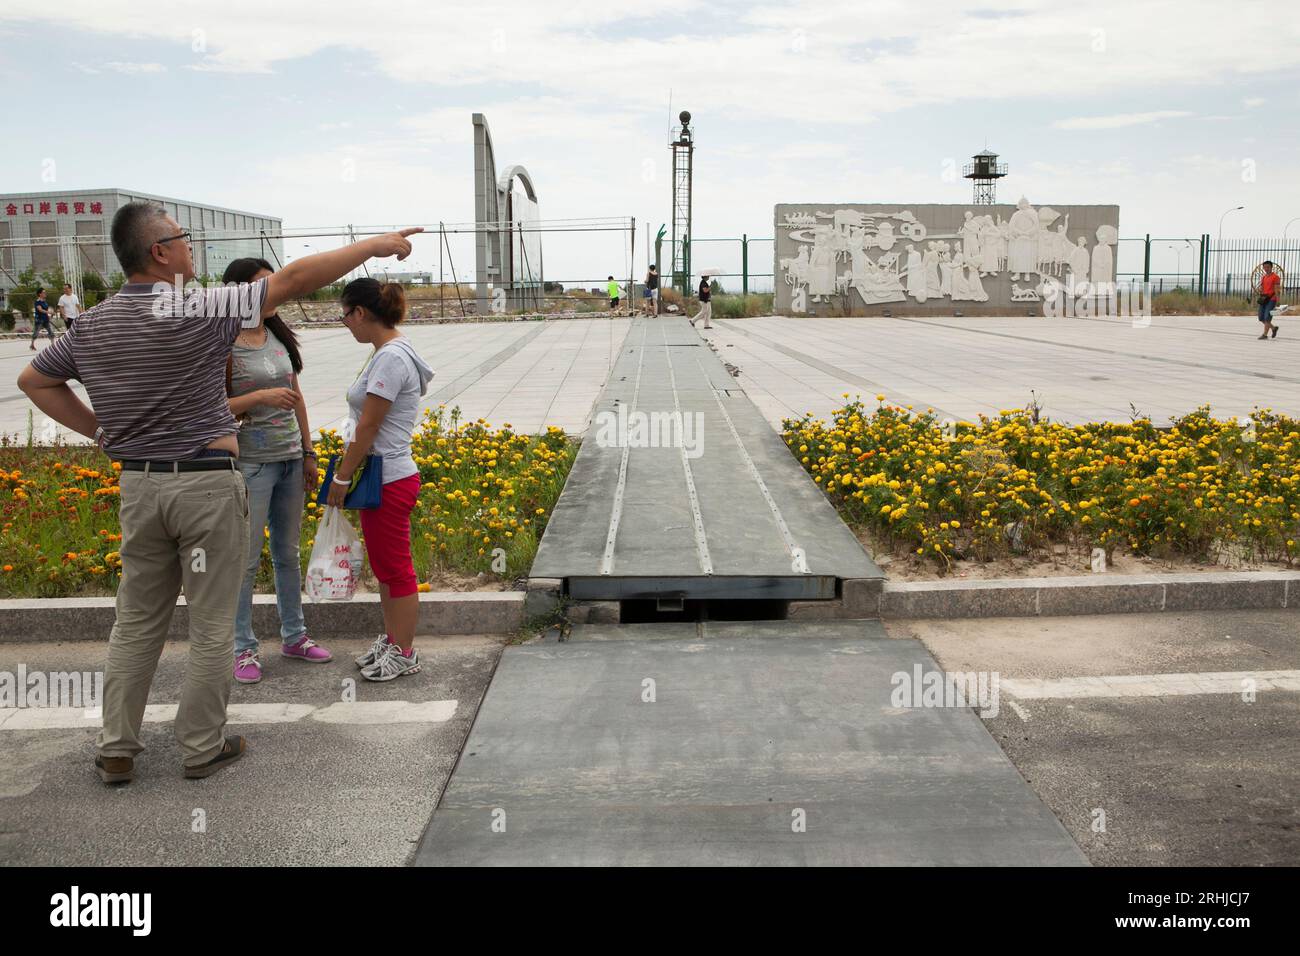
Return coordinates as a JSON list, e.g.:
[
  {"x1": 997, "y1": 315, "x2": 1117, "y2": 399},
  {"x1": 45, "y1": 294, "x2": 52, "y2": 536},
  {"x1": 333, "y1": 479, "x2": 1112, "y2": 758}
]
[{"x1": 223, "y1": 257, "x2": 332, "y2": 683}]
